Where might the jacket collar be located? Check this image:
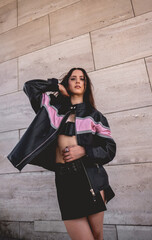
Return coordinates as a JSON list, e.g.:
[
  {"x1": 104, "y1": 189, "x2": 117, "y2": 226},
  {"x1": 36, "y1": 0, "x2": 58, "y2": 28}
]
[
  {"x1": 68, "y1": 101, "x2": 87, "y2": 111},
  {"x1": 58, "y1": 97, "x2": 91, "y2": 114}
]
